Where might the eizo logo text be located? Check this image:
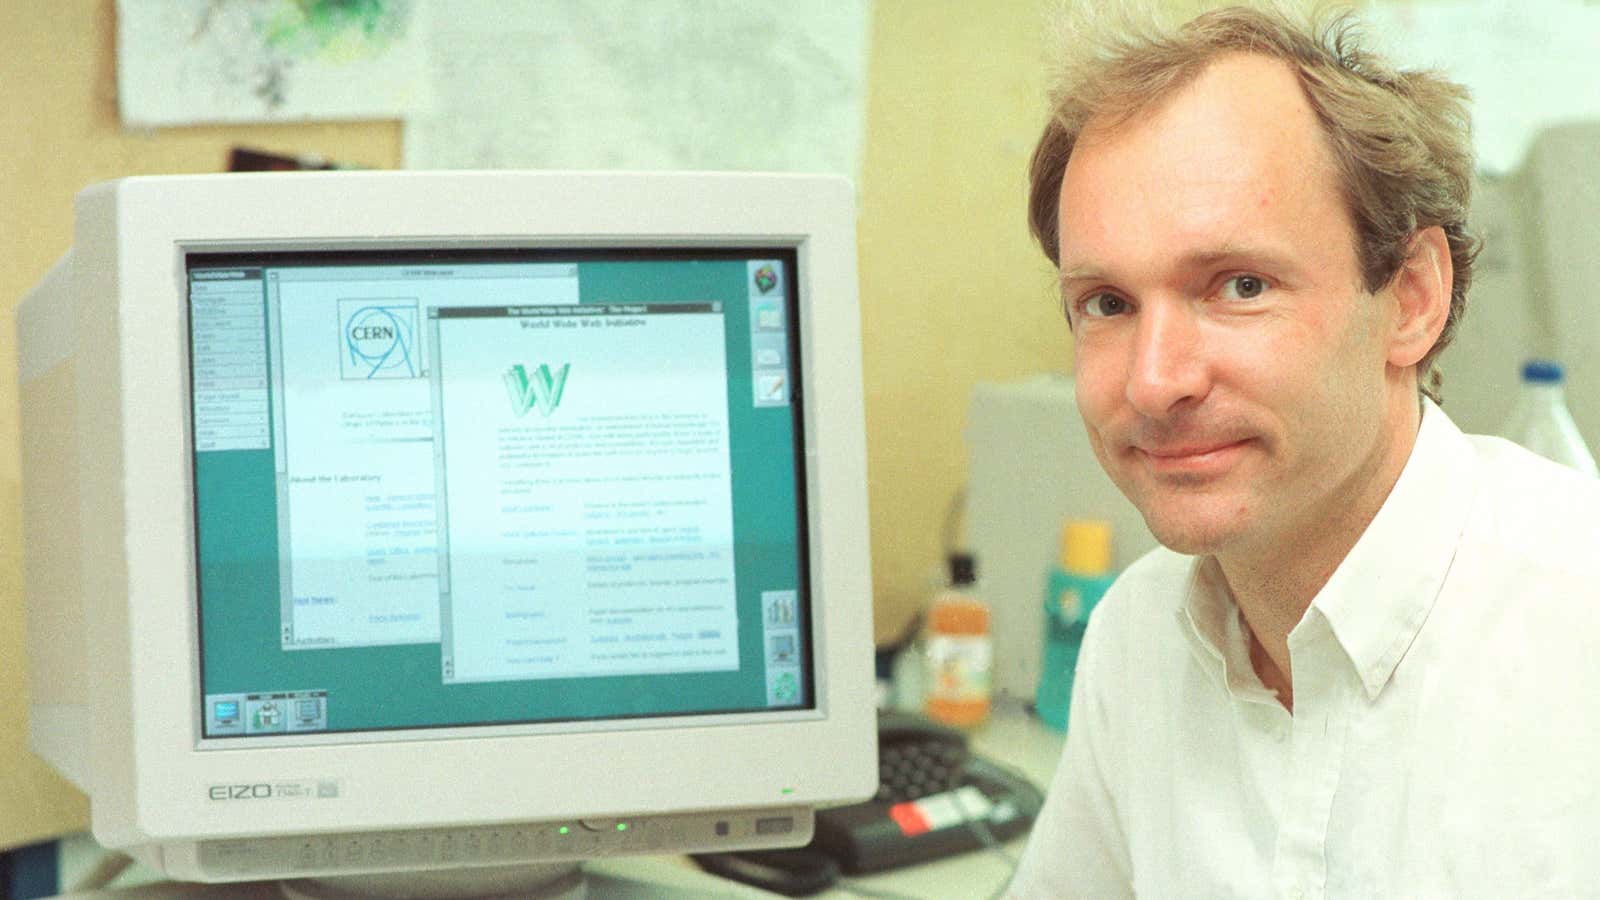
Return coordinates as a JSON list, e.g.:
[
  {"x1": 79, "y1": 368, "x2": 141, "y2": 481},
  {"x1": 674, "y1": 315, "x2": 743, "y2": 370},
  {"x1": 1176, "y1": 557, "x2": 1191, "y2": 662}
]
[
  {"x1": 504, "y1": 363, "x2": 572, "y2": 417},
  {"x1": 210, "y1": 783, "x2": 272, "y2": 801}
]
